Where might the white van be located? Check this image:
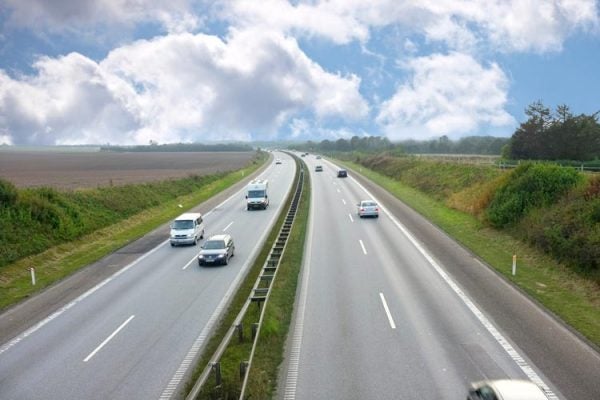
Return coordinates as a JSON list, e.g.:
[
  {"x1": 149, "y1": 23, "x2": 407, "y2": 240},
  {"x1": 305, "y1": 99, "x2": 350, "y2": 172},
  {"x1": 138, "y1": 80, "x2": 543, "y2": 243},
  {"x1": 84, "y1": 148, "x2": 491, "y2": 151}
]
[
  {"x1": 246, "y1": 179, "x2": 269, "y2": 210},
  {"x1": 170, "y1": 213, "x2": 205, "y2": 246}
]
